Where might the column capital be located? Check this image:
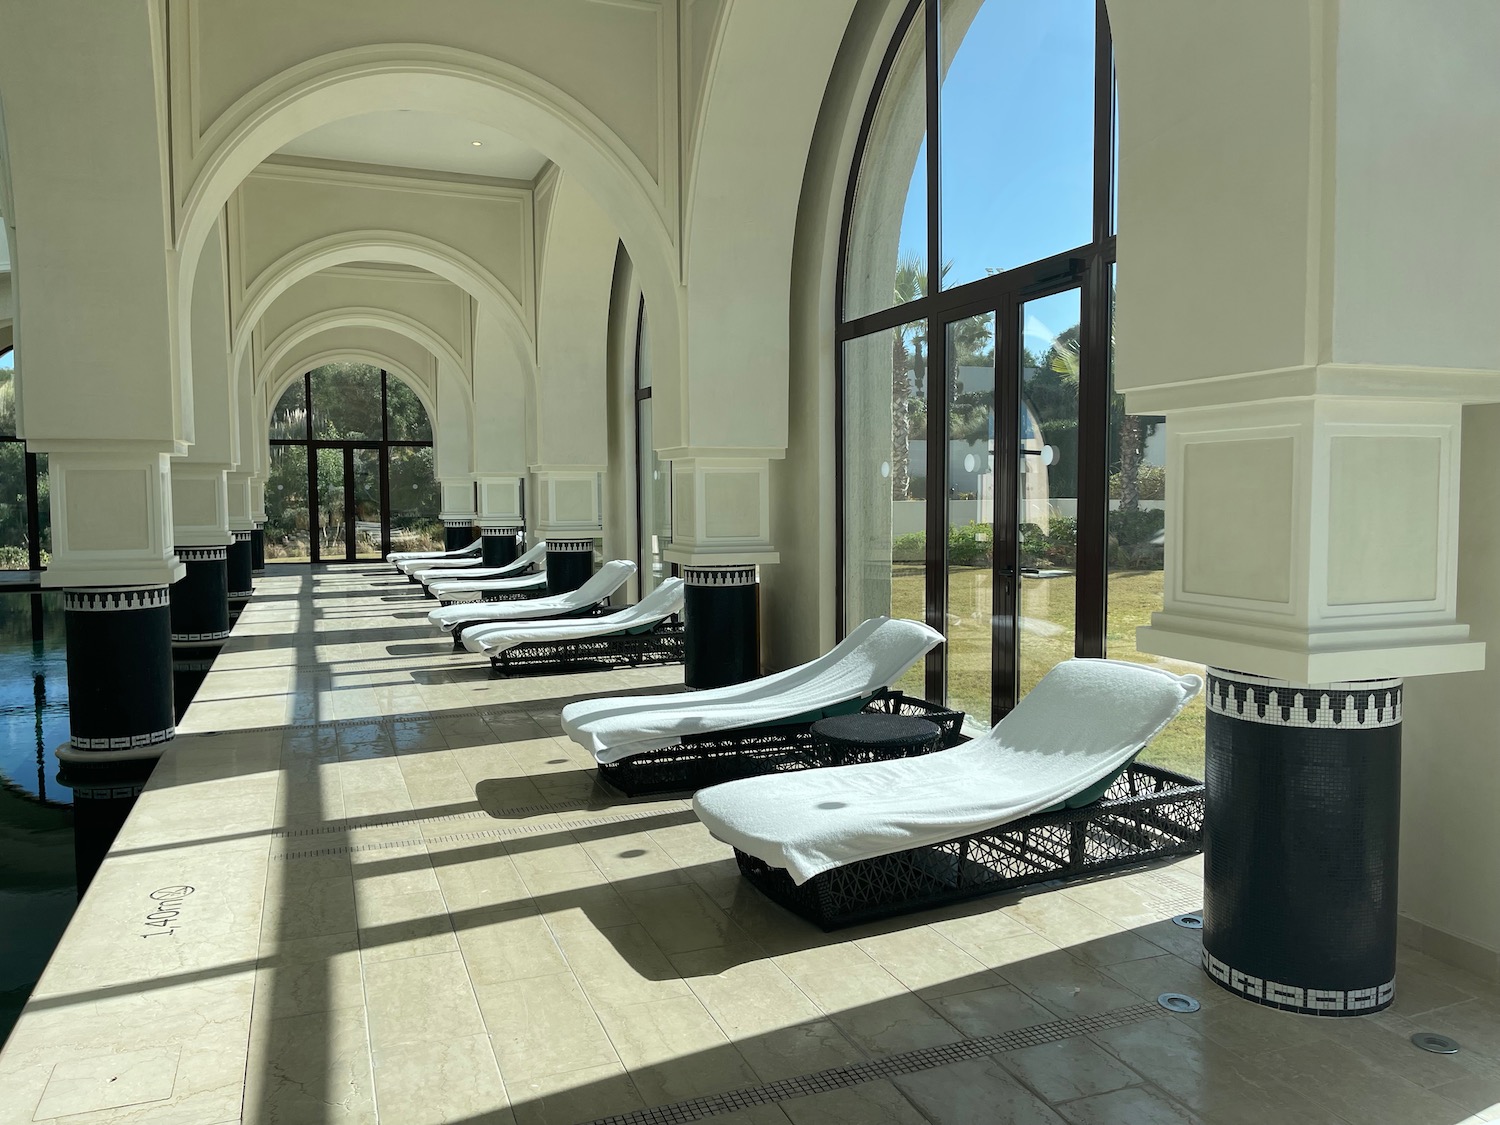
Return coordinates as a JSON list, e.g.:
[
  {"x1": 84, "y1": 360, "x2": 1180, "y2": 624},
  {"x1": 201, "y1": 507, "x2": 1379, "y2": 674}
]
[
  {"x1": 530, "y1": 468, "x2": 603, "y2": 540},
  {"x1": 474, "y1": 473, "x2": 525, "y2": 530},
  {"x1": 43, "y1": 449, "x2": 186, "y2": 589},
  {"x1": 662, "y1": 456, "x2": 779, "y2": 569},
  {"x1": 1138, "y1": 397, "x2": 1483, "y2": 681}
]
